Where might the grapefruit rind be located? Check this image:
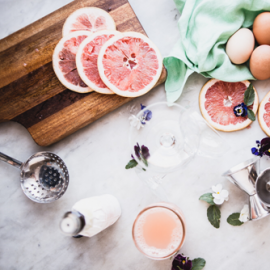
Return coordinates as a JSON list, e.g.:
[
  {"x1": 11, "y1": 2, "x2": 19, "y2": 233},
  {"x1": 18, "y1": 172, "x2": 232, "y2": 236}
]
[
  {"x1": 62, "y1": 7, "x2": 116, "y2": 37},
  {"x1": 199, "y1": 79, "x2": 259, "y2": 132},
  {"x1": 97, "y1": 32, "x2": 163, "y2": 98},
  {"x1": 258, "y1": 91, "x2": 270, "y2": 136},
  {"x1": 52, "y1": 31, "x2": 93, "y2": 93},
  {"x1": 76, "y1": 30, "x2": 121, "y2": 95}
]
